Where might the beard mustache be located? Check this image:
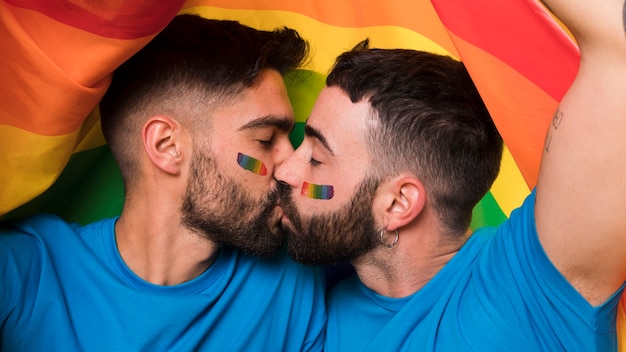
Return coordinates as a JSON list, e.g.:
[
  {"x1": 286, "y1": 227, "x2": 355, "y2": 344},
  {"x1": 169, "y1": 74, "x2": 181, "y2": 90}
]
[
  {"x1": 181, "y1": 150, "x2": 285, "y2": 258},
  {"x1": 280, "y1": 177, "x2": 381, "y2": 266}
]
